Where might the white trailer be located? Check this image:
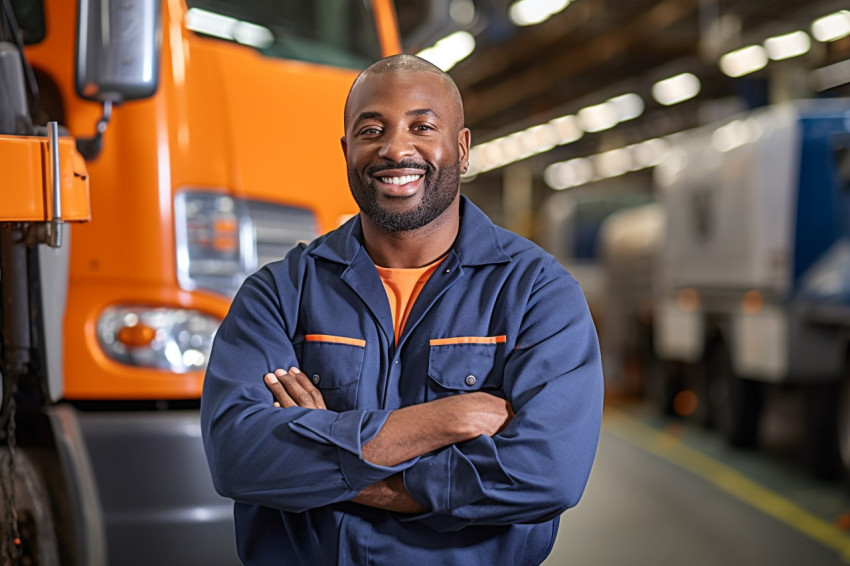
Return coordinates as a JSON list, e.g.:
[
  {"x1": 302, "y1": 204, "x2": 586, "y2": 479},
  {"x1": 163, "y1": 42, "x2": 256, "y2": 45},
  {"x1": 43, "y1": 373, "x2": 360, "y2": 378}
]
[{"x1": 652, "y1": 99, "x2": 850, "y2": 478}]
